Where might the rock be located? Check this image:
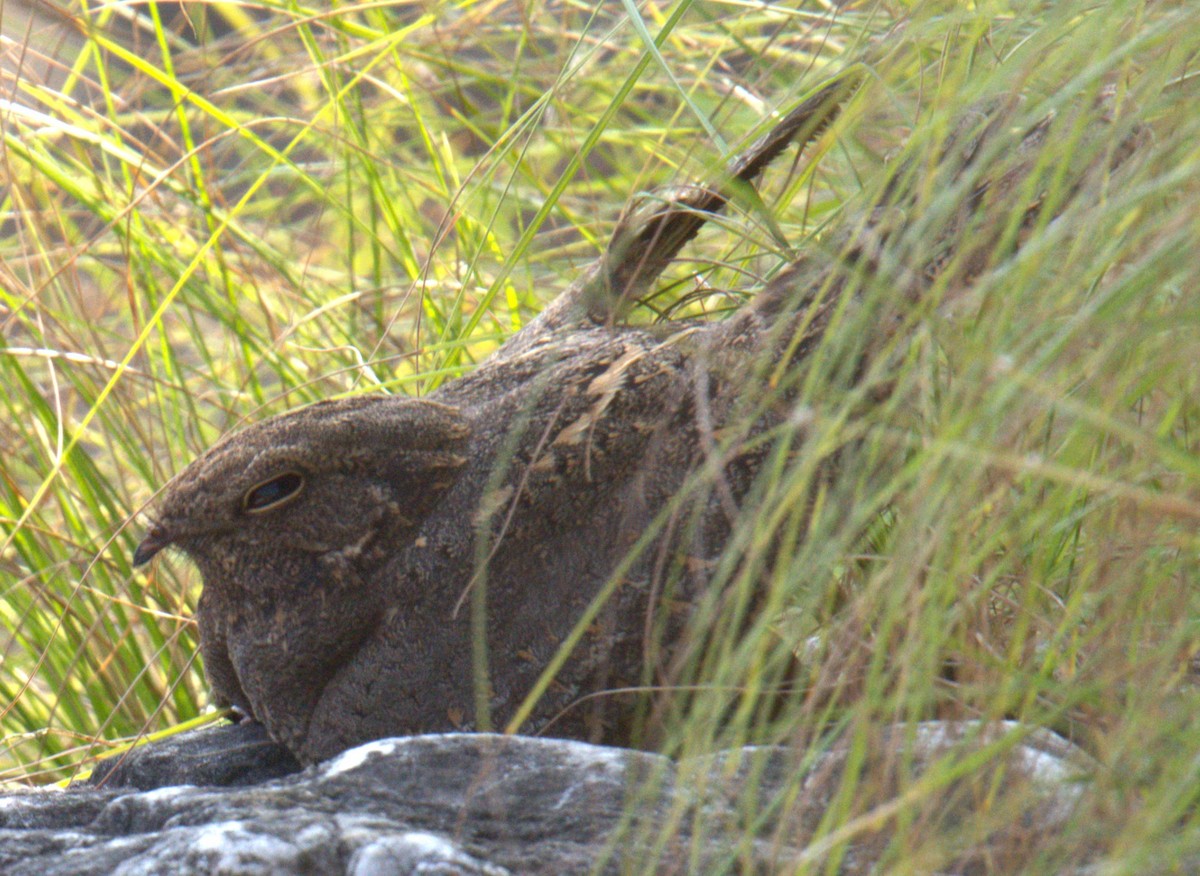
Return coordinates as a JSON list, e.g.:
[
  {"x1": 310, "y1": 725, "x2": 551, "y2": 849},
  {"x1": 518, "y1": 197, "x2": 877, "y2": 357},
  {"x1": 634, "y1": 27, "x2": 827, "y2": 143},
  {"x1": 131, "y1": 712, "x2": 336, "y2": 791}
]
[
  {"x1": 85, "y1": 721, "x2": 302, "y2": 790},
  {"x1": 0, "y1": 722, "x2": 1092, "y2": 875}
]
